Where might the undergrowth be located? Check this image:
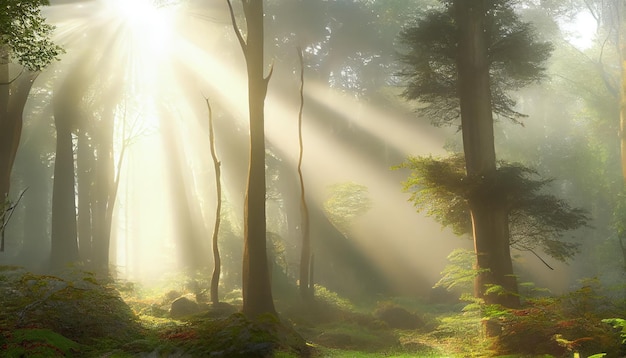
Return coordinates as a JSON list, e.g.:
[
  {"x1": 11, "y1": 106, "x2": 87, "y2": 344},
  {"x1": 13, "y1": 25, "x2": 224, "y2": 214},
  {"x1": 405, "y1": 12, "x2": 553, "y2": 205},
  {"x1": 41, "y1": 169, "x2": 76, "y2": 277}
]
[{"x1": 1, "y1": 265, "x2": 624, "y2": 357}]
